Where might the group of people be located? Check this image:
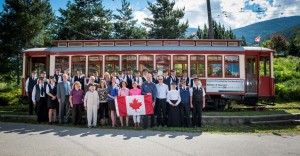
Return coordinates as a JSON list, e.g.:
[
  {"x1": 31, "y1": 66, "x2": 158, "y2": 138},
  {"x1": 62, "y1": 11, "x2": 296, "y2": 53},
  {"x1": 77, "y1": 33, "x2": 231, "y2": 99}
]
[{"x1": 25, "y1": 68, "x2": 206, "y2": 128}]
